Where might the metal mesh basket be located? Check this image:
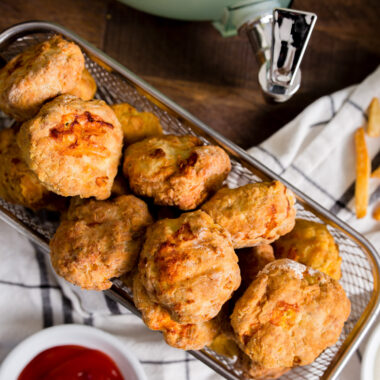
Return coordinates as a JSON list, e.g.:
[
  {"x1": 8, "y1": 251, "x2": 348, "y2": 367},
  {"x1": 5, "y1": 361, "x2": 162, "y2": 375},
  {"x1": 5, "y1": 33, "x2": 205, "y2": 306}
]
[{"x1": 0, "y1": 21, "x2": 378, "y2": 380}]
